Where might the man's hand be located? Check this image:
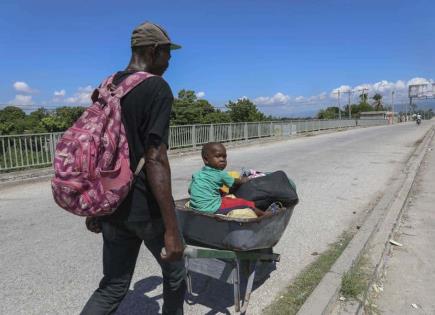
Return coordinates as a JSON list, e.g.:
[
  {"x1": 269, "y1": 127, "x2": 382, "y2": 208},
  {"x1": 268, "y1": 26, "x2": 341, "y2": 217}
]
[
  {"x1": 85, "y1": 217, "x2": 102, "y2": 234},
  {"x1": 161, "y1": 229, "x2": 184, "y2": 262}
]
